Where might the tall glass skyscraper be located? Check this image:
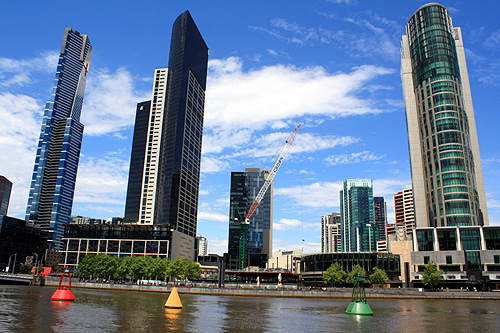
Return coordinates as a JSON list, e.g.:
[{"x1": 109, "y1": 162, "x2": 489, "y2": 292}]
[
  {"x1": 26, "y1": 28, "x2": 92, "y2": 249},
  {"x1": 124, "y1": 100, "x2": 152, "y2": 223},
  {"x1": 401, "y1": 3, "x2": 488, "y2": 228},
  {"x1": 340, "y1": 179, "x2": 376, "y2": 252},
  {"x1": 228, "y1": 168, "x2": 273, "y2": 269},
  {"x1": 0, "y1": 175, "x2": 12, "y2": 216},
  {"x1": 155, "y1": 11, "x2": 208, "y2": 258}
]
